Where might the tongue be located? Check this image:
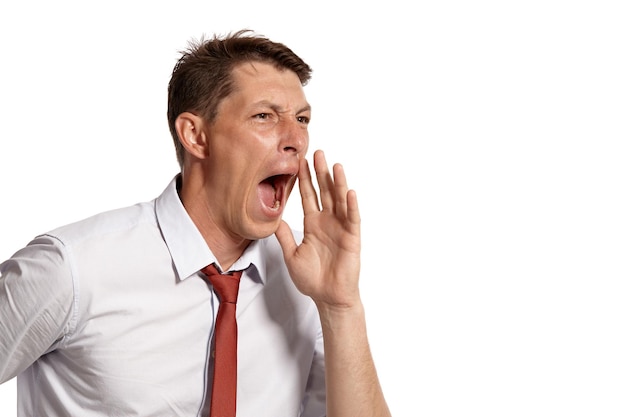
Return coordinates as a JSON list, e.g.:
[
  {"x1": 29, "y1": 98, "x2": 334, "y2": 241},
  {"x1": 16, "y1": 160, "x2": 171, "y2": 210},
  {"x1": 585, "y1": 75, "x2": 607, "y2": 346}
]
[{"x1": 258, "y1": 180, "x2": 276, "y2": 208}]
